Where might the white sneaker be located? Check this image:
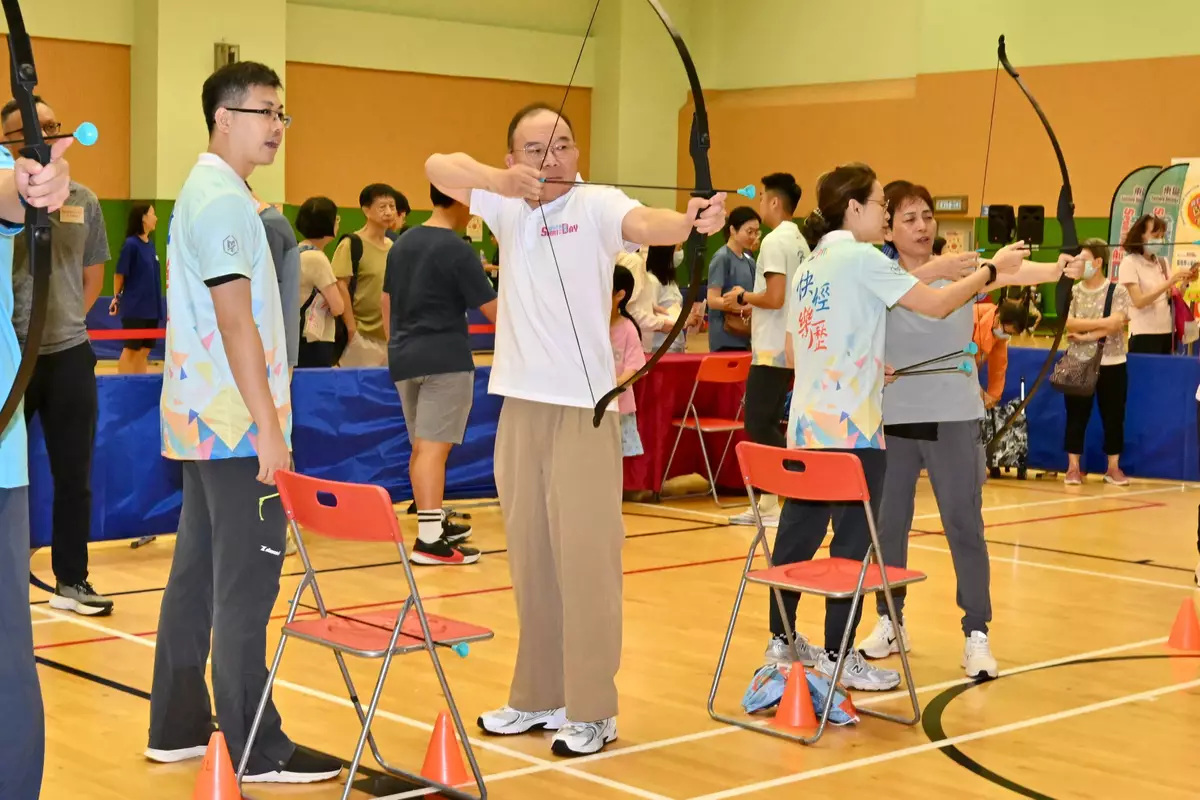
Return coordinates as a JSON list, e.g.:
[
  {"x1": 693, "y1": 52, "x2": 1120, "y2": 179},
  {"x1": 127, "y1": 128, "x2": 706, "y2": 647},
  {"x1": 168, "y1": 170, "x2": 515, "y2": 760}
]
[
  {"x1": 477, "y1": 706, "x2": 567, "y2": 735},
  {"x1": 551, "y1": 717, "x2": 617, "y2": 757},
  {"x1": 858, "y1": 615, "x2": 910, "y2": 659},
  {"x1": 763, "y1": 635, "x2": 822, "y2": 667},
  {"x1": 728, "y1": 508, "x2": 780, "y2": 527},
  {"x1": 816, "y1": 650, "x2": 900, "y2": 692},
  {"x1": 963, "y1": 631, "x2": 999, "y2": 680}
]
